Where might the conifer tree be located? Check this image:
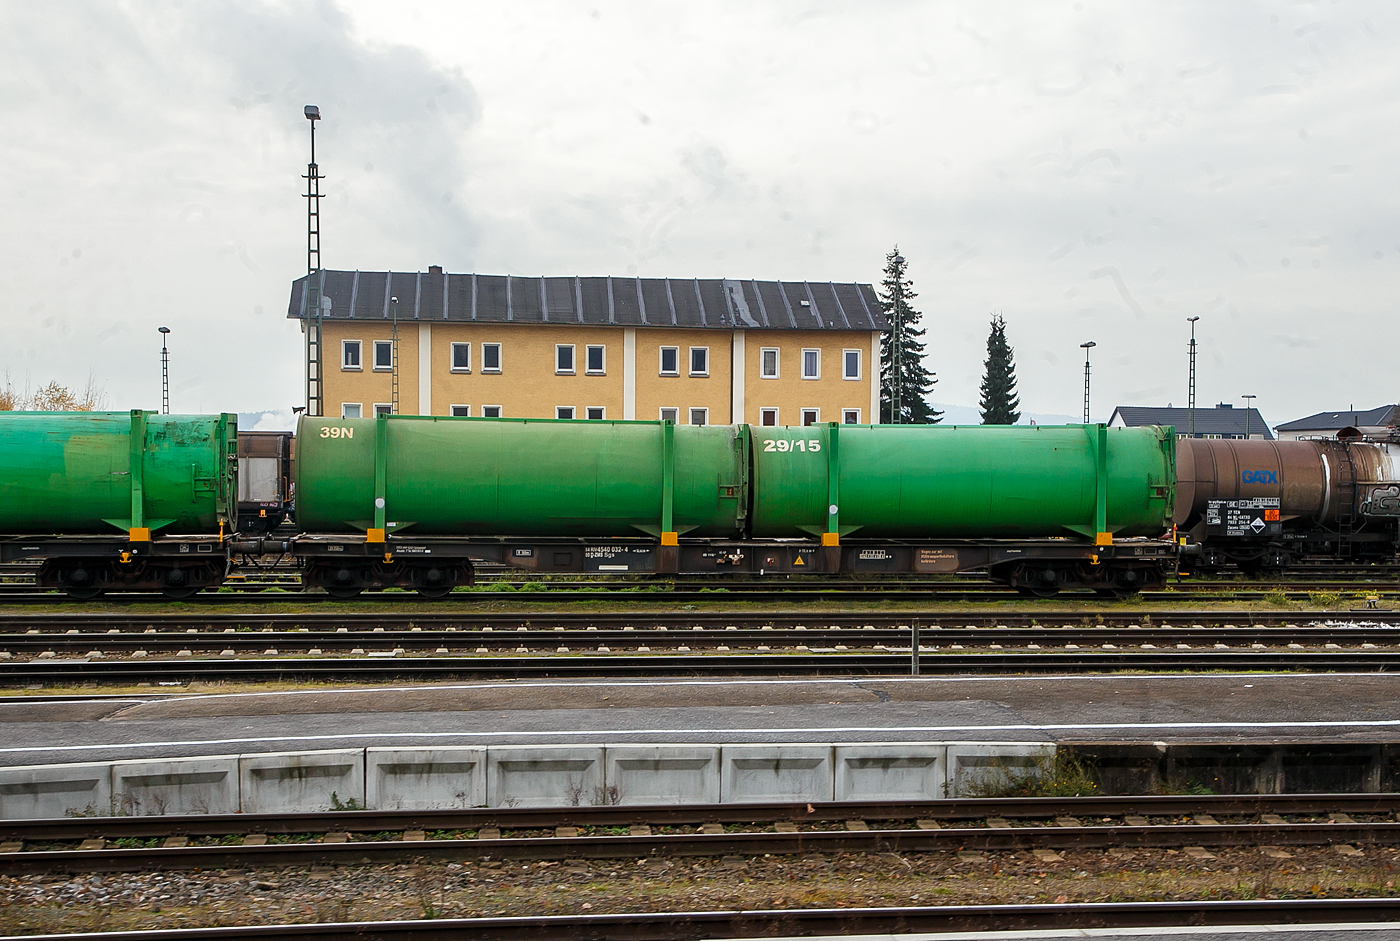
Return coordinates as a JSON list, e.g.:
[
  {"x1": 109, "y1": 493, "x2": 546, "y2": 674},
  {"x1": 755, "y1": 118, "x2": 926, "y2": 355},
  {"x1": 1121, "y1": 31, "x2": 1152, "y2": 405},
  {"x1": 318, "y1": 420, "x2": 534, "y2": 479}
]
[
  {"x1": 878, "y1": 247, "x2": 941, "y2": 424},
  {"x1": 978, "y1": 313, "x2": 1021, "y2": 425}
]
